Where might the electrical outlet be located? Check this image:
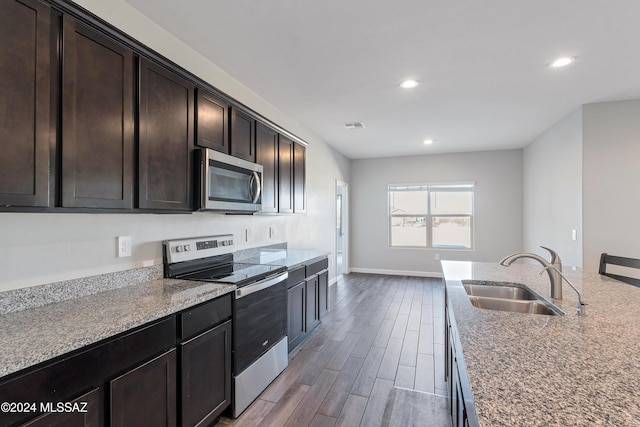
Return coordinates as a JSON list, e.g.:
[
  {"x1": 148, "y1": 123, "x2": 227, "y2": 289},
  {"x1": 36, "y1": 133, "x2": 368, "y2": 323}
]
[
  {"x1": 269, "y1": 226, "x2": 275, "y2": 239},
  {"x1": 117, "y1": 236, "x2": 132, "y2": 258},
  {"x1": 435, "y1": 253, "x2": 440, "y2": 261},
  {"x1": 245, "y1": 228, "x2": 251, "y2": 242}
]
